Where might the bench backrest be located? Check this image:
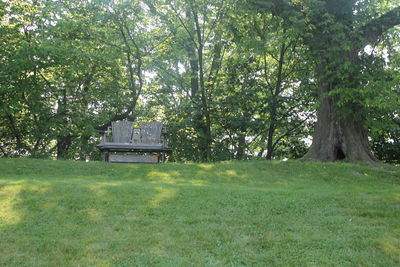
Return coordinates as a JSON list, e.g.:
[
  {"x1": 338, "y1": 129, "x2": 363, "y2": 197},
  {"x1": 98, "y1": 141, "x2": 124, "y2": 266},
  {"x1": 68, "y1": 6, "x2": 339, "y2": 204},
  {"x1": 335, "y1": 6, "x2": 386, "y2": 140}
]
[
  {"x1": 112, "y1": 121, "x2": 133, "y2": 143},
  {"x1": 109, "y1": 121, "x2": 164, "y2": 144},
  {"x1": 140, "y1": 122, "x2": 163, "y2": 144}
]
